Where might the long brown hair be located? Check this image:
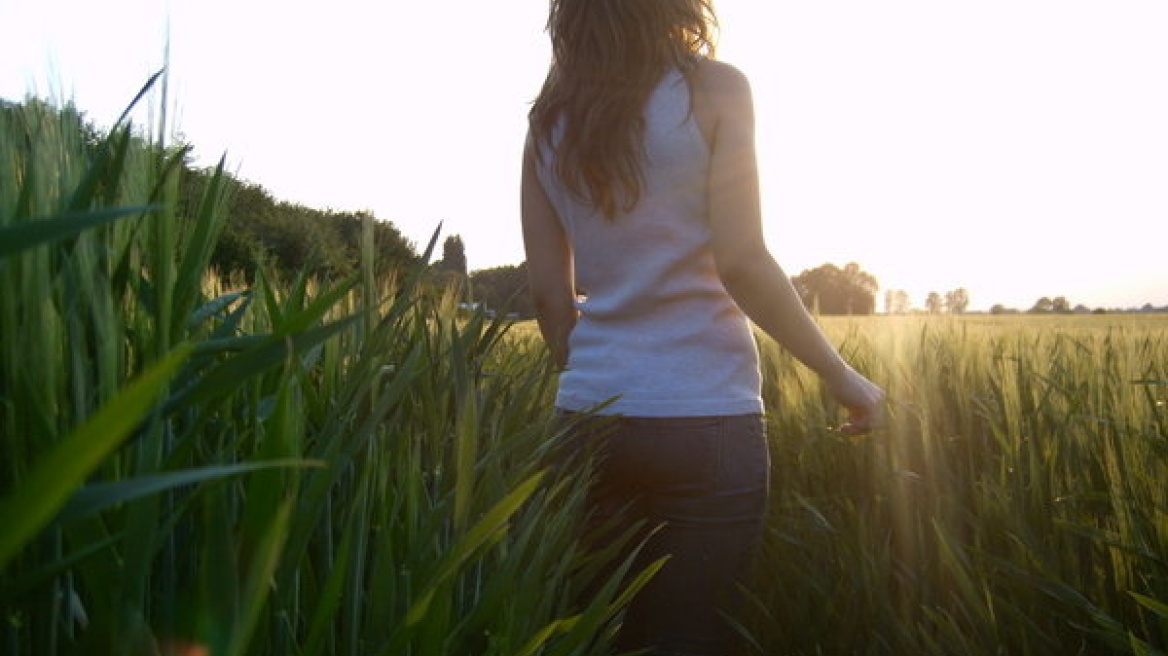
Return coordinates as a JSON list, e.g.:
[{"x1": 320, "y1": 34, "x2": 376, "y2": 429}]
[{"x1": 529, "y1": 0, "x2": 717, "y2": 218}]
